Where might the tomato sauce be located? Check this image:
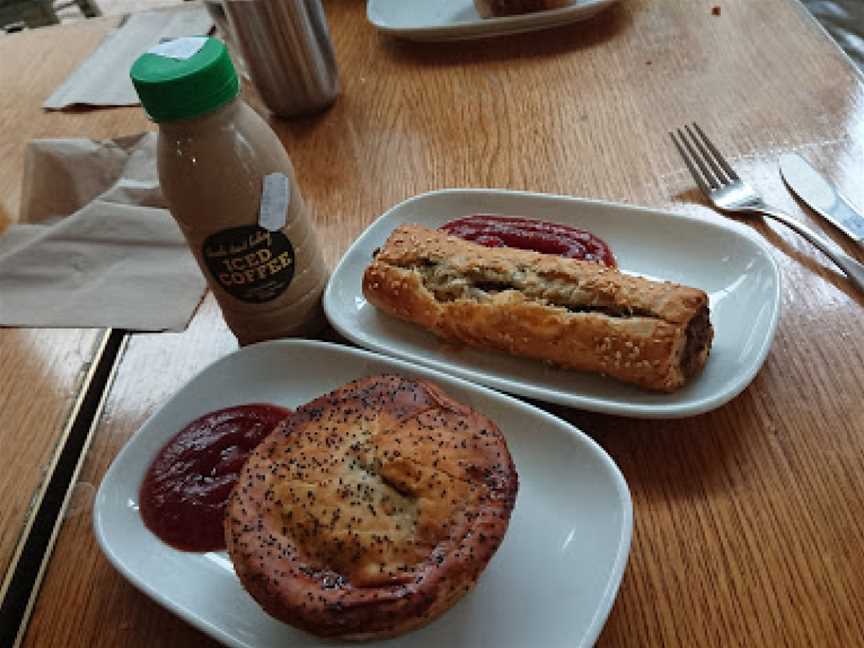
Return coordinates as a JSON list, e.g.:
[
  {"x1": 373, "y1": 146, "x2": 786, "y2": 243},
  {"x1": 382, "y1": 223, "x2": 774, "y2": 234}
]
[
  {"x1": 139, "y1": 403, "x2": 291, "y2": 552},
  {"x1": 440, "y1": 214, "x2": 616, "y2": 267}
]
